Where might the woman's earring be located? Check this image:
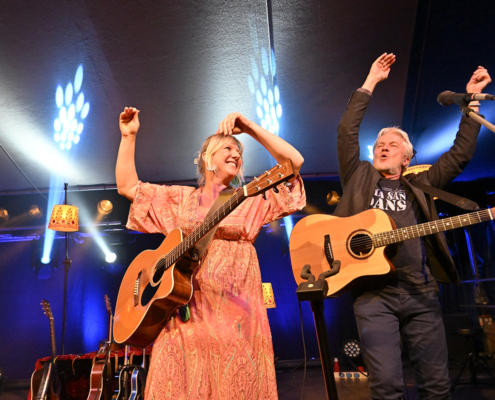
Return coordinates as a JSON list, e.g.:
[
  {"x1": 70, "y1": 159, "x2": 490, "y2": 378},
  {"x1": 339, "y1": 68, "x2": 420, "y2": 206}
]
[{"x1": 206, "y1": 164, "x2": 217, "y2": 172}]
